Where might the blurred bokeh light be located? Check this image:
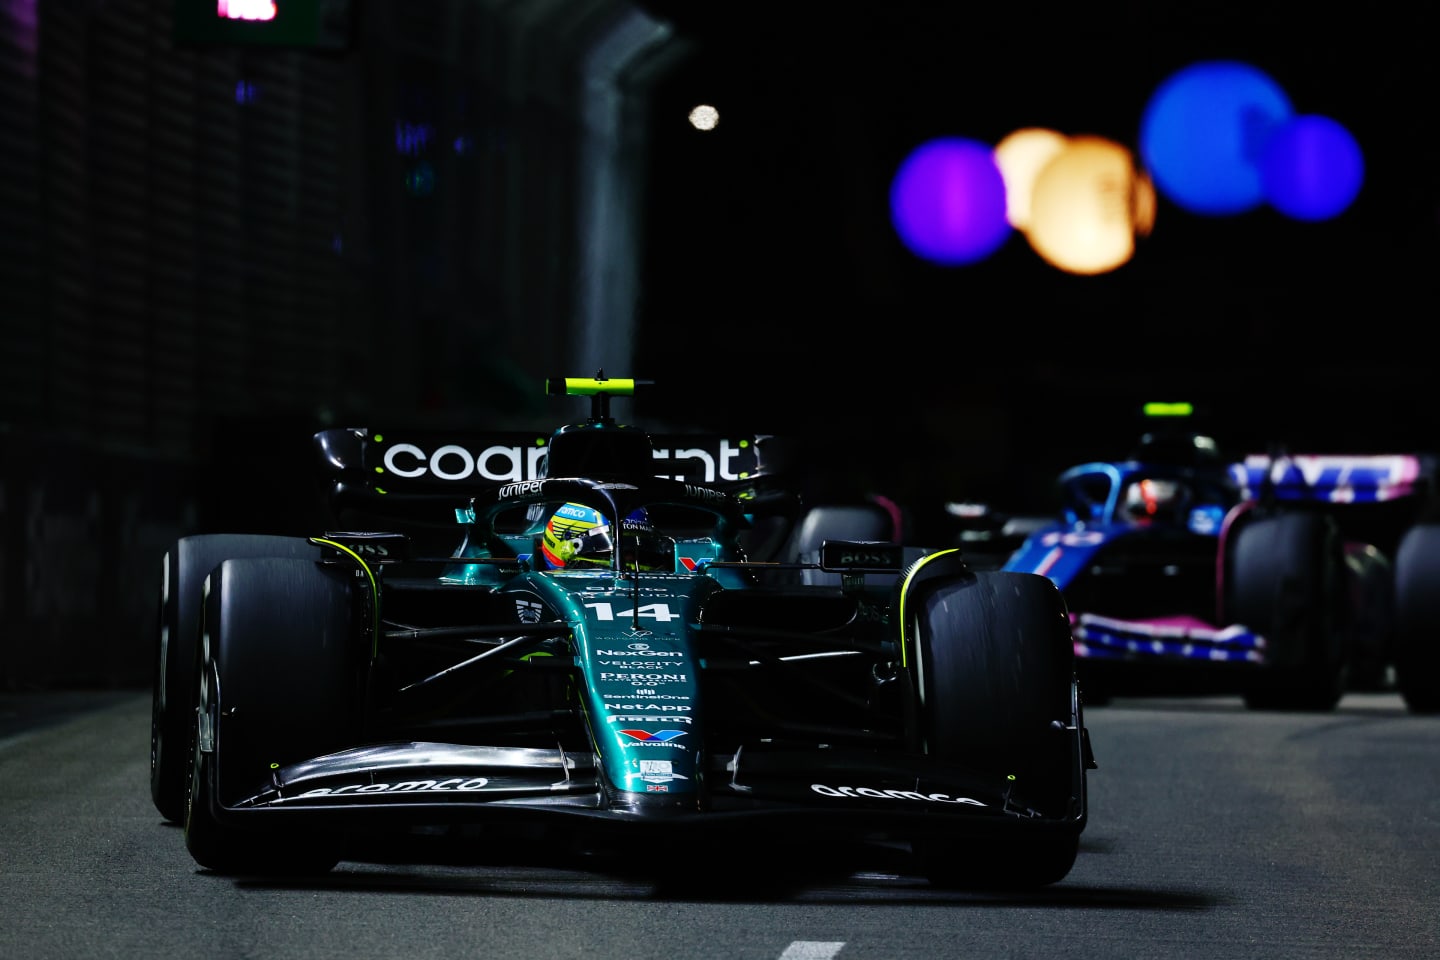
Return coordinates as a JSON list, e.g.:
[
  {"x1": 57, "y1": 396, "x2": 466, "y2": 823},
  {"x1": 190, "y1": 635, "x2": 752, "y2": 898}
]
[
  {"x1": 1025, "y1": 136, "x2": 1156, "y2": 275},
  {"x1": 688, "y1": 103, "x2": 720, "y2": 131},
  {"x1": 1139, "y1": 60, "x2": 1293, "y2": 216},
  {"x1": 1259, "y1": 114, "x2": 1365, "y2": 221},
  {"x1": 994, "y1": 127, "x2": 1069, "y2": 231},
  {"x1": 889, "y1": 137, "x2": 1011, "y2": 266}
]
